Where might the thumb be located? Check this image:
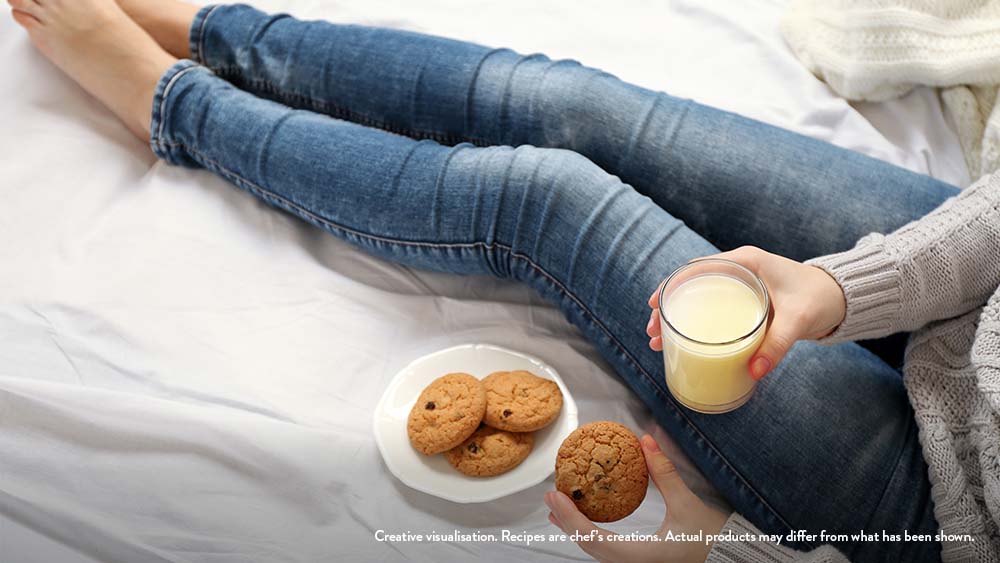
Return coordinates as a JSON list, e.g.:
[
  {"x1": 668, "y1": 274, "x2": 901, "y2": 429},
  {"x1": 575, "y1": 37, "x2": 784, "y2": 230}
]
[
  {"x1": 749, "y1": 314, "x2": 800, "y2": 380},
  {"x1": 544, "y1": 492, "x2": 617, "y2": 561},
  {"x1": 640, "y1": 435, "x2": 695, "y2": 506},
  {"x1": 545, "y1": 491, "x2": 604, "y2": 537}
]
